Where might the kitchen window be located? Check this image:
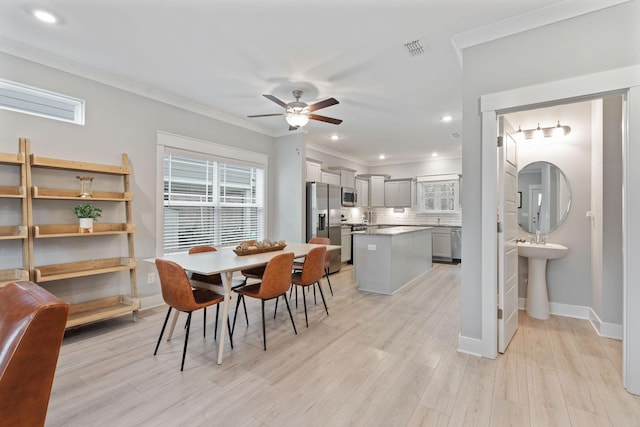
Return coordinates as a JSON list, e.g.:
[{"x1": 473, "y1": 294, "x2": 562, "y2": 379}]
[
  {"x1": 416, "y1": 174, "x2": 461, "y2": 212},
  {"x1": 162, "y1": 149, "x2": 265, "y2": 254}
]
